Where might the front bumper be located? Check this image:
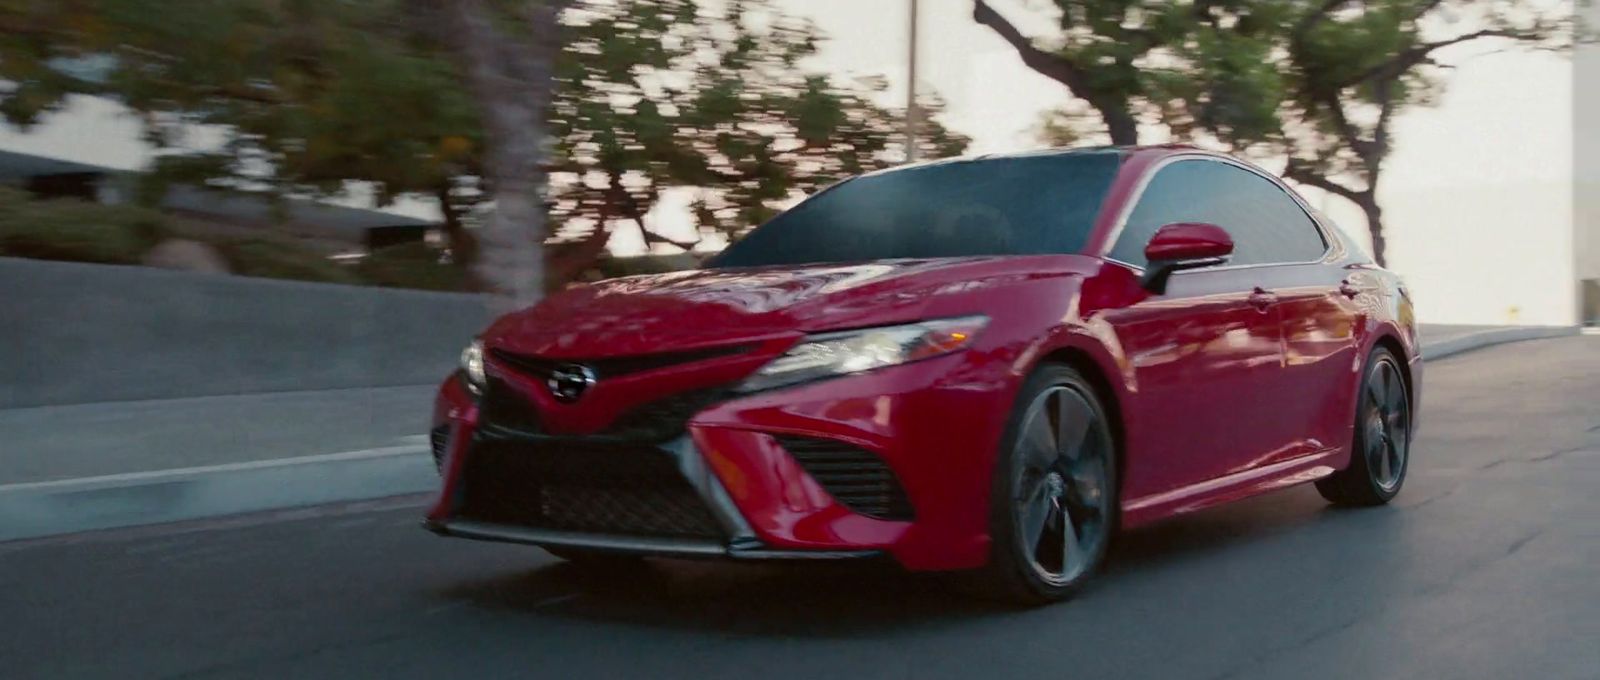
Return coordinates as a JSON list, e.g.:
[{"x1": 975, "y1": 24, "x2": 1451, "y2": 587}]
[
  {"x1": 426, "y1": 349, "x2": 1011, "y2": 571},
  {"x1": 427, "y1": 423, "x2": 878, "y2": 560}
]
